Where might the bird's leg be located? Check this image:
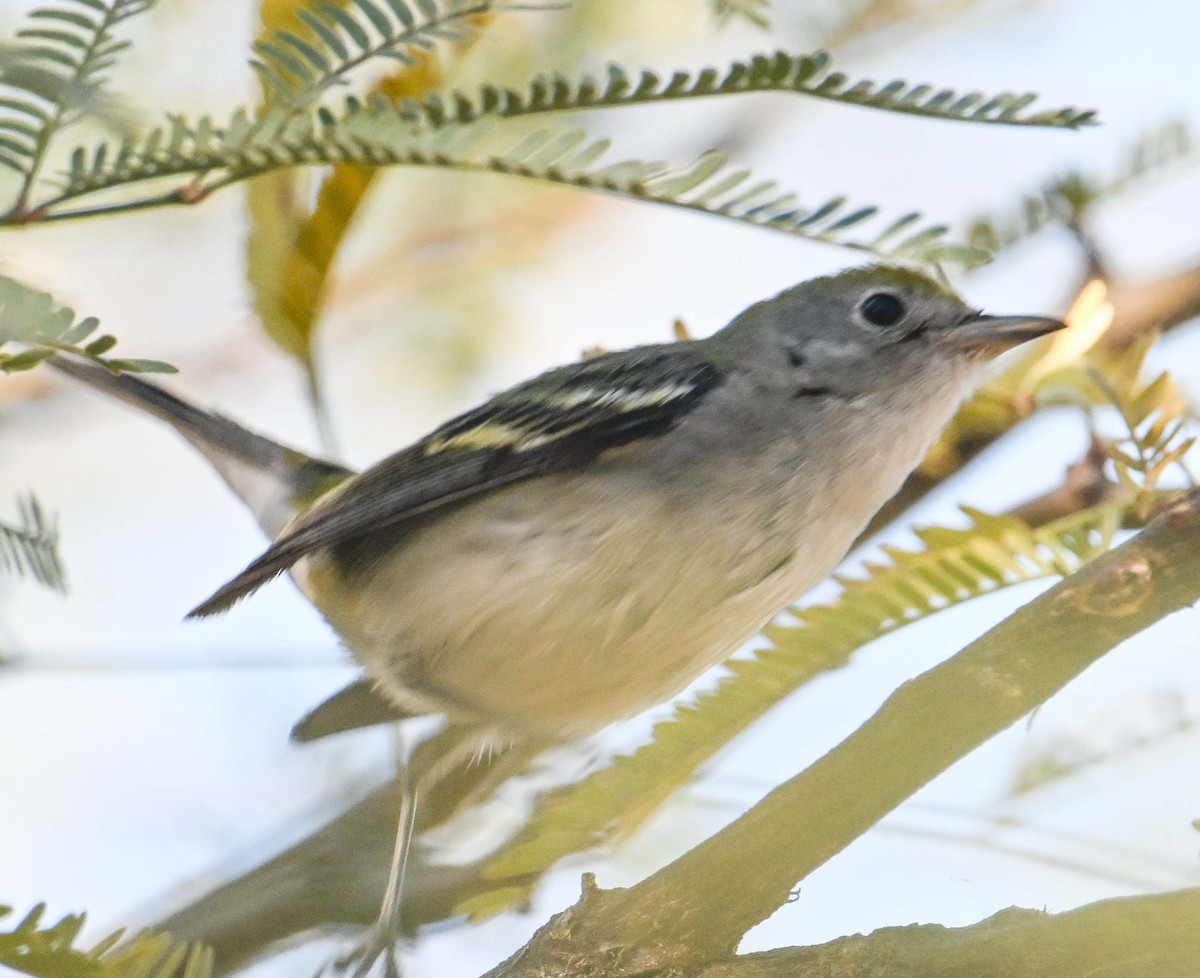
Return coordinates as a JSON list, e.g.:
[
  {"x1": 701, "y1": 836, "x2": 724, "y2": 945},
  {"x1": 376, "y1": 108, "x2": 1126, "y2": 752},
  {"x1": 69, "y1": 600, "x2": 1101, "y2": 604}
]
[
  {"x1": 325, "y1": 721, "x2": 495, "y2": 977},
  {"x1": 332, "y1": 752, "x2": 420, "y2": 978}
]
